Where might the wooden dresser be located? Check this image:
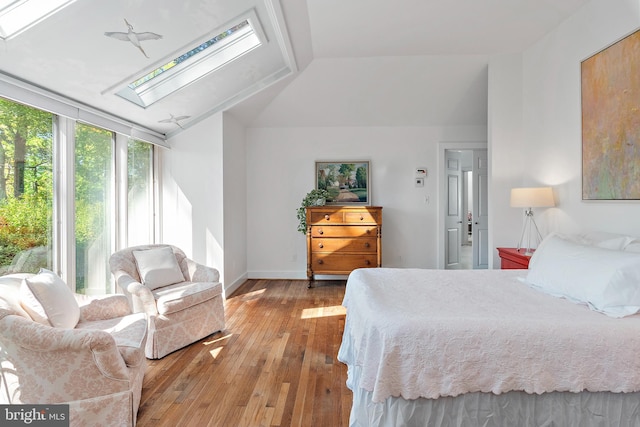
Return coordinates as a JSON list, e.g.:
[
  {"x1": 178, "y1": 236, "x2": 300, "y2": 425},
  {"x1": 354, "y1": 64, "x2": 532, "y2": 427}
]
[{"x1": 306, "y1": 206, "x2": 382, "y2": 280}]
